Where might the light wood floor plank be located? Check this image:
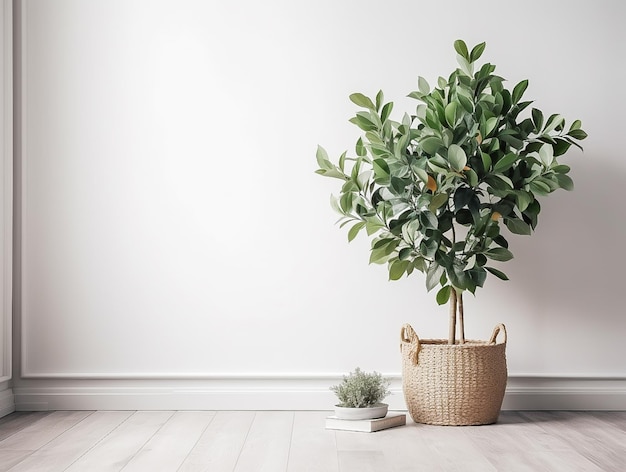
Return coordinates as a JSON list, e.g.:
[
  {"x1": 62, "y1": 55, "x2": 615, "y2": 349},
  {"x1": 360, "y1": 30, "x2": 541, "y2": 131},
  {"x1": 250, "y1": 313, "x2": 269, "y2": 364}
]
[
  {"x1": 520, "y1": 411, "x2": 626, "y2": 471},
  {"x1": 589, "y1": 411, "x2": 626, "y2": 432},
  {"x1": 463, "y1": 411, "x2": 602, "y2": 472},
  {"x1": 0, "y1": 450, "x2": 34, "y2": 472},
  {"x1": 366, "y1": 417, "x2": 447, "y2": 472},
  {"x1": 412, "y1": 423, "x2": 498, "y2": 472},
  {"x1": 0, "y1": 412, "x2": 92, "y2": 472},
  {"x1": 177, "y1": 411, "x2": 255, "y2": 472},
  {"x1": 335, "y1": 415, "x2": 446, "y2": 472},
  {"x1": 0, "y1": 412, "x2": 52, "y2": 442},
  {"x1": 233, "y1": 411, "x2": 294, "y2": 472},
  {"x1": 6, "y1": 411, "x2": 132, "y2": 472},
  {"x1": 337, "y1": 450, "x2": 388, "y2": 472},
  {"x1": 286, "y1": 411, "x2": 339, "y2": 472},
  {"x1": 0, "y1": 411, "x2": 92, "y2": 452},
  {"x1": 64, "y1": 411, "x2": 175, "y2": 472},
  {"x1": 120, "y1": 411, "x2": 215, "y2": 472}
]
